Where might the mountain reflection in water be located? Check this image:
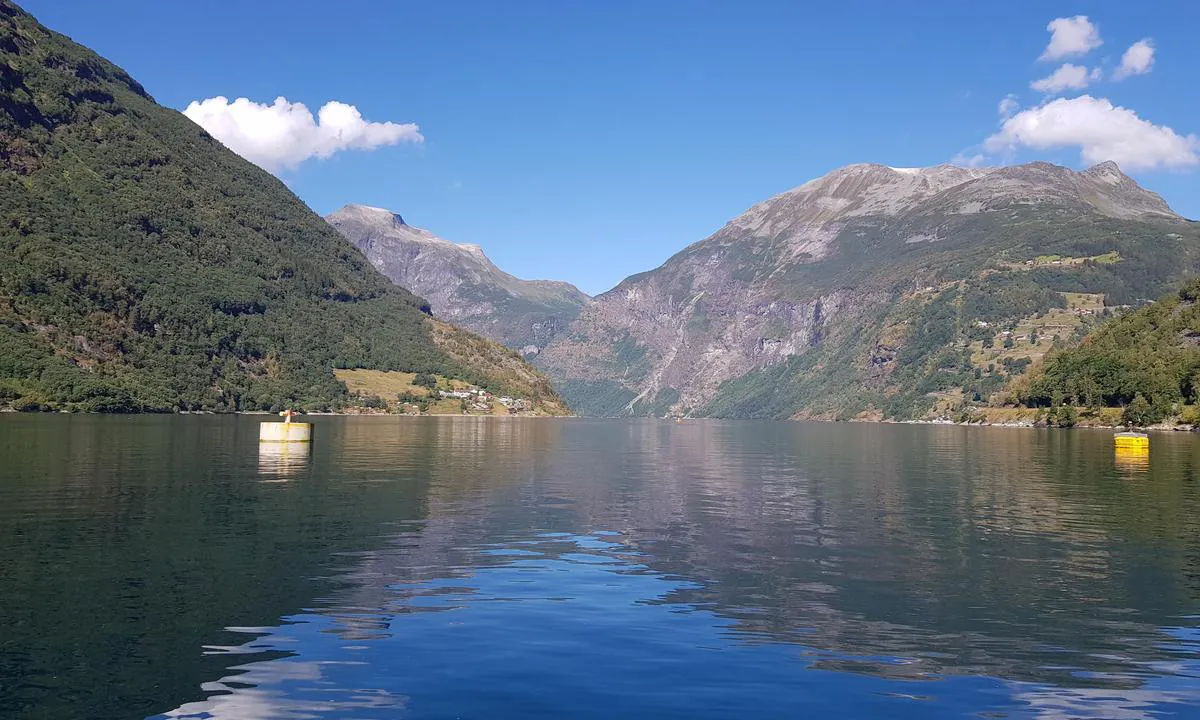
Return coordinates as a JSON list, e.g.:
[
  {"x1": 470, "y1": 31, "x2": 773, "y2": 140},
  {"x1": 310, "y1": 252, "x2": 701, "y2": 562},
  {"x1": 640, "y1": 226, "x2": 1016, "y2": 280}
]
[{"x1": 1, "y1": 415, "x2": 1197, "y2": 719}]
